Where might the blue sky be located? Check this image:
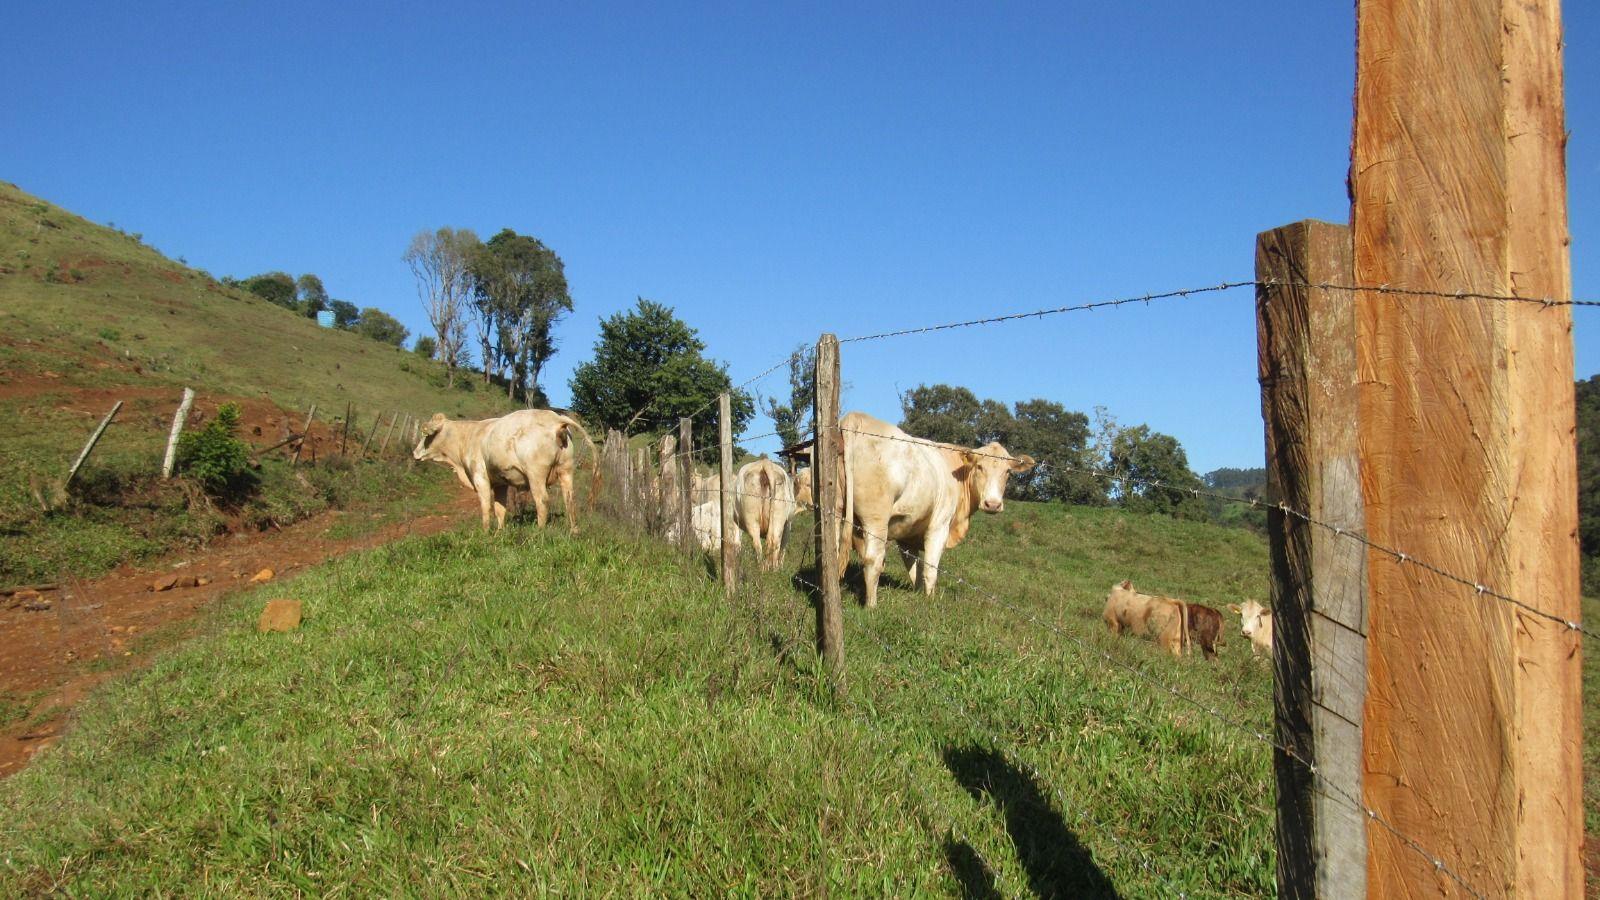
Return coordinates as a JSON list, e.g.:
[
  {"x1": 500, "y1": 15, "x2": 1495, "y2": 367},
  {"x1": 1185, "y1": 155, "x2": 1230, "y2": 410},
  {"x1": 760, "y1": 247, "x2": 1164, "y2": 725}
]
[{"x1": 5, "y1": 2, "x2": 1596, "y2": 472}]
